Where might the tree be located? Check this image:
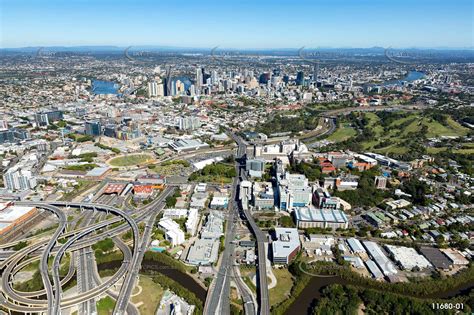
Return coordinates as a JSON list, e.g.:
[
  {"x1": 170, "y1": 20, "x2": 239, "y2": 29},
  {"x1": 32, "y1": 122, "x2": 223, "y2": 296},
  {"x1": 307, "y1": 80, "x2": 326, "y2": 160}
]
[{"x1": 278, "y1": 216, "x2": 295, "y2": 228}]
